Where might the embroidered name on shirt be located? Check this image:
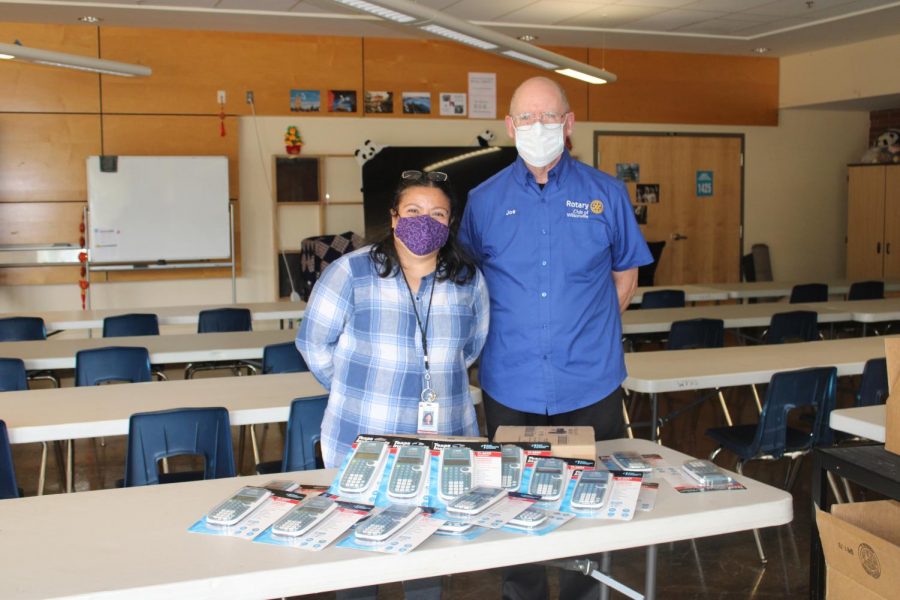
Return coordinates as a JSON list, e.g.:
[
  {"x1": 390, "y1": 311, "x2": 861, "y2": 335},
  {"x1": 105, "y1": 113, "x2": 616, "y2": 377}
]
[
  {"x1": 505, "y1": 209, "x2": 516, "y2": 216},
  {"x1": 565, "y1": 200, "x2": 590, "y2": 219}
]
